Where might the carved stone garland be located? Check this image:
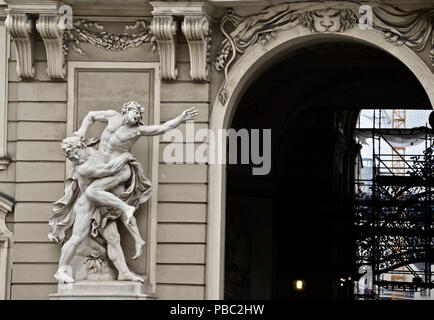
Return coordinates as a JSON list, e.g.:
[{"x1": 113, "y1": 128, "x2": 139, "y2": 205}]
[
  {"x1": 215, "y1": 2, "x2": 434, "y2": 105},
  {"x1": 182, "y1": 15, "x2": 211, "y2": 81},
  {"x1": 5, "y1": 13, "x2": 35, "y2": 79},
  {"x1": 150, "y1": 16, "x2": 178, "y2": 81},
  {"x1": 36, "y1": 14, "x2": 66, "y2": 79},
  {"x1": 63, "y1": 20, "x2": 155, "y2": 56}
]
